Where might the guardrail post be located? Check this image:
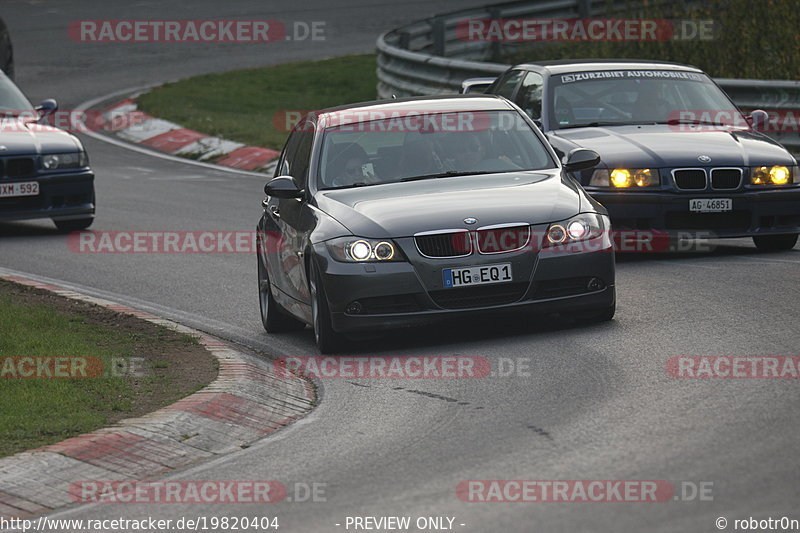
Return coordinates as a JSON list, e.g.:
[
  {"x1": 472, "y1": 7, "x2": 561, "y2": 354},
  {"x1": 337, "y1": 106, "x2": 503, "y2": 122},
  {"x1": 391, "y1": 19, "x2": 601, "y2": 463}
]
[
  {"x1": 577, "y1": 0, "x2": 590, "y2": 18},
  {"x1": 489, "y1": 8, "x2": 501, "y2": 62},
  {"x1": 398, "y1": 31, "x2": 410, "y2": 50},
  {"x1": 431, "y1": 18, "x2": 445, "y2": 56}
]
